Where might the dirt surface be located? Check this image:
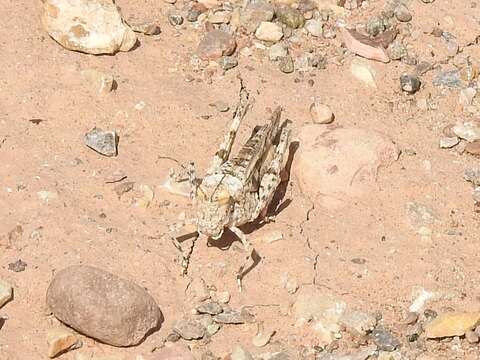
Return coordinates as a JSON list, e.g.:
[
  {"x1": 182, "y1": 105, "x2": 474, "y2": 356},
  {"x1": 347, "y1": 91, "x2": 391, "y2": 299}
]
[{"x1": 1, "y1": 0, "x2": 480, "y2": 359}]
